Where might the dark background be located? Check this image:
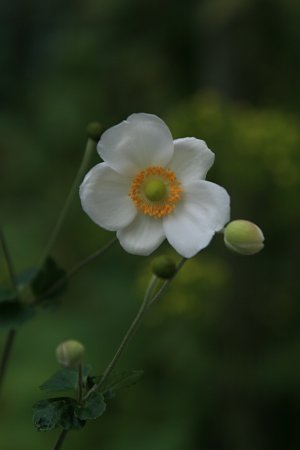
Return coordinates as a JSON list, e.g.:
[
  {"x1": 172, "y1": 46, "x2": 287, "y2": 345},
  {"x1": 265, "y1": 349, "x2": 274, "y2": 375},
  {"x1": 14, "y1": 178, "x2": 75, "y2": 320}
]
[{"x1": 1, "y1": 0, "x2": 300, "y2": 449}]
